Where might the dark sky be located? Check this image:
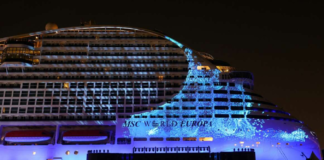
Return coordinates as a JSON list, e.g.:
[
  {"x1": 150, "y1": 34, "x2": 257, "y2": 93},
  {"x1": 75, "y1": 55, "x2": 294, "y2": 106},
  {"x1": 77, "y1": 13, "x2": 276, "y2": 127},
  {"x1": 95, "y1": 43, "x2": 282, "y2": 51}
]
[{"x1": 1, "y1": 0, "x2": 324, "y2": 147}]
